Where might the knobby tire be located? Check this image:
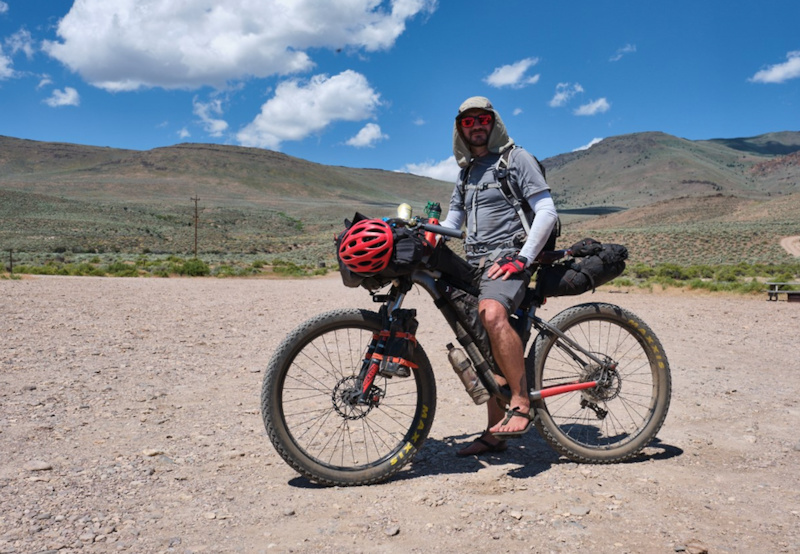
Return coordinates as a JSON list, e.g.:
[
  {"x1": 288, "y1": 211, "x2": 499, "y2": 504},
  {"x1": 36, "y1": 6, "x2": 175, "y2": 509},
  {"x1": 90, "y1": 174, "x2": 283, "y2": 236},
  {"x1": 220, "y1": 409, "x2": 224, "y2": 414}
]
[
  {"x1": 261, "y1": 309, "x2": 437, "y2": 486},
  {"x1": 529, "y1": 302, "x2": 671, "y2": 463}
]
